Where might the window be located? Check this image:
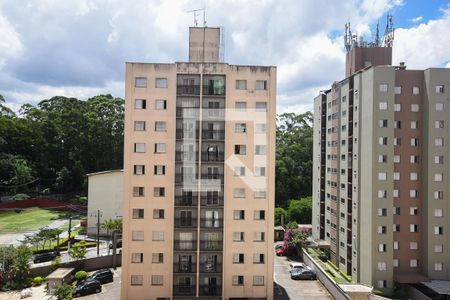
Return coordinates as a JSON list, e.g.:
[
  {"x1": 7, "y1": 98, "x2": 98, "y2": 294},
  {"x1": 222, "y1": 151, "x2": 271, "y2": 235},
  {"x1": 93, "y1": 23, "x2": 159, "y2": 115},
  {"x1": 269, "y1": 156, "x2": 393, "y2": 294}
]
[
  {"x1": 155, "y1": 78, "x2": 168, "y2": 88},
  {"x1": 152, "y1": 231, "x2": 164, "y2": 241},
  {"x1": 434, "y1": 208, "x2": 443, "y2": 217},
  {"x1": 234, "y1": 145, "x2": 246, "y2": 155},
  {"x1": 233, "y1": 253, "x2": 244, "y2": 263},
  {"x1": 410, "y1": 242, "x2": 418, "y2": 250},
  {"x1": 233, "y1": 232, "x2": 245, "y2": 241},
  {"x1": 255, "y1": 123, "x2": 267, "y2": 133},
  {"x1": 411, "y1": 121, "x2": 418, "y2": 129},
  {"x1": 254, "y1": 232, "x2": 265, "y2": 242},
  {"x1": 155, "y1": 121, "x2": 167, "y2": 132},
  {"x1": 155, "y1": 100, "x2": 167, "y2": 110},
  {"x1": 436, "y1": 103, "x2": 444, "y2": 111},
  {"x1": 378, "y1": 155, "x2": 387, "y2": 163},
  {"x1": 233, "y1": 210, "x2": 245, "y2": 220},
  {"x1": 378, "y1": 280, "x2": 386, "y2": 288},
  {"x1": 134, "y1": 165, "x2": 145, "y2": 175},
  {"x1": 436, "y1": 85, "x2": 445, "y2": 93},
  {"x1": 435, "y1": 173, "x2": 443, "y2": 182},
  {"x1": 378, "y1": 262, "x2": 387, "y2": 271},
  {"x1": 393, "y1": 190, "x2": 399, "y2": 198},
  {"x1": 151, "y1": 275, "x2": 163, "y2": 286},
  {"x1": 154, "y1": 187, "x2": 165, "y2": 197},
  {"x1": 254, "y1": 210, "x2": 265, "y2": 220},
  {"x1": 131, "y1": 275, "x2": 143, "y2": 286},
  {"x1": 393, "y1": 259, "x2": 399, "y2": 267},
  {"x1": 379, "y1": 102, "x2": 388, "y2": 110},
  {"x1": 255, "y1": 145, "x2": 266, "y2": 155},
  {"x1": 132, "y1": 231, "x2": 144, "y2": 241},
  {"x1": 393, "y1": 155, "x2": 400, "y2": 163},
  {"x1": 254, "y1": 190, "x2": 266, "y2": 199},
  {"x1": 435, "y1": 263, "x2": 443, "y2": 271},
  {"x1": 155, "y1": 143, "x2": 166, "y2": 153},
  {"x1": 410, "y1": 260, "x2": 418, "y2": 268},
  {"x1": 393, "y1": 172, "x2": 400, "y2": 180},
  {"x1": 135, "y1": 77, "x2": 147, "y2": 88},
  {"x1": 235, "y1": 123, "x2": 247, "y2": 133},
  {"x1": 393, "y1": 241, "x2": 399, "y2": 249},
  {"x1": 134, "y1": 143, "x2": 146, "y2": 153},
  {"x1": 233, "y1": 188, "x2": 245, "y2": 198},
  {"x1": 411, "y1": 138, "x2": 419, "y2": 146},
  {"x1": 395, "y1": 86, "x2": 402, "y2": 94},
  {"x1": 253, "y1": 276, "x2": 264, "y2": 286},
  {"x1": 410, "y1": 155, "x2": 419, "y2": 163},
  {"x1": 379, "y1": 137, "x2": 388, "y2": 145},
  {"x1": 255, "y1": 167, "x2": 266, "y2": 177},
  {"x1": 379, "y1": 84, "x2": 388, "y2": 92},
  {"x1": 253, "y1": 253, "x2": 265, "y2": 264},
  {"x1": 434, "y1": 226, "x2": 443, "y2": 235},
  {"x1": 154, "y1": 165, "x2": 165, "y2": 175},
  {"x1": 394, "y1": 103, "x2": 401, "y2": 111},
  {"x1": 435, "y1": 138, "x2": 444, "y2": 146},
  {"x1": 411, "y1": 104, "x2": 419, "y2": 112},
  {"x1": 132, "y1": 253, "x2": 143, "y2": 263},
  {"x1": 393, "y1": 225, "x2": 400, "y2": 232},
  {"x1": 434, "y1": 191, "x2": 444, "y2": 199},
  {"x1": 378, "y1": 172, "x2": 387, "y2": 181},
  {"x1": 410, "y1": 207, "x2": 418, "y2": 215},
  {"x1": 232, "y1": 275, "x2": 244, "y2": 285},
  {"x1": 412, "y1": 86, "x2": 420, "y2": 95},
  {"x1": 255, "y1": 80, "x2": 267, "y2": 90},
  {"x1": 435, "y1": 120, "x2": 444, "y2": 128},
  {"x1": 378, "y1": 244, "x2": 386, "y2": 252},
  {"x1": 236, "y1": 80, "x2": 247, "y2": 90},
  {"x1": 394, "y1": 137, "x2": 401, "y2": 146},
  {"x1": 434, "y1": 245, "x2": 443, "y2": 253},
  {"x1": 378, "y1": 208, "x2": 387, "y2": 216},
  {"x1": 152, "y1": 253, "x2": 164, "y2": 263},
  {"x1": 256, "y1": 102, "x2": 267, "y2": 112},
  {"x1": 393, "y1": 207, "x2": 400, "y2": 215},
  {"x1": 234, "y1": 166, "x2": 245, "y2": 176},
  {"x1": 410, "y1": 190, "x2": 418, "y2": 198},
  {"x1": 153, "y1": 209, "x2": 164, "y2": 219},
  {"x1": 378, "y1": 119, "x2": 388, "y2": 128},
  {"x1": 132, "y1": 209, "x2": 144, "y2": 219},
  {"x1": 134, "y1": 99, "x2": 146, "y2": 109},
  {"x1": 235, "y1": 101, "x2": 247, "y2": 111},
  {"x1": 394, "y1": 121, "x2": 401, "y2": 128},
  {"x1": 410, "y1": 224, "x2": 418, "y2": 232},
  {"x1": 133, "y1": 187, "x2": 144, "y2": 197},
  {"x1": 377, "y1": 226, "x2": 387, "y2": 234},
  {"x1": 134, "y1": 121, "x2": 146, "y2": 131},
  {"x1": 378, "y1": 190, "x2": 387, "y2": 199},
  {"x1": 410, "y1": 173, "x2": 418, "y2": 181}
]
